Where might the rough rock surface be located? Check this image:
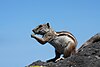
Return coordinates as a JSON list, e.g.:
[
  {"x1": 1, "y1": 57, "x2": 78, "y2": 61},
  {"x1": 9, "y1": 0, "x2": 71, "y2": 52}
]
[{"x1": 27, "y1": 33, "x2": 100, "y2": 67}]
